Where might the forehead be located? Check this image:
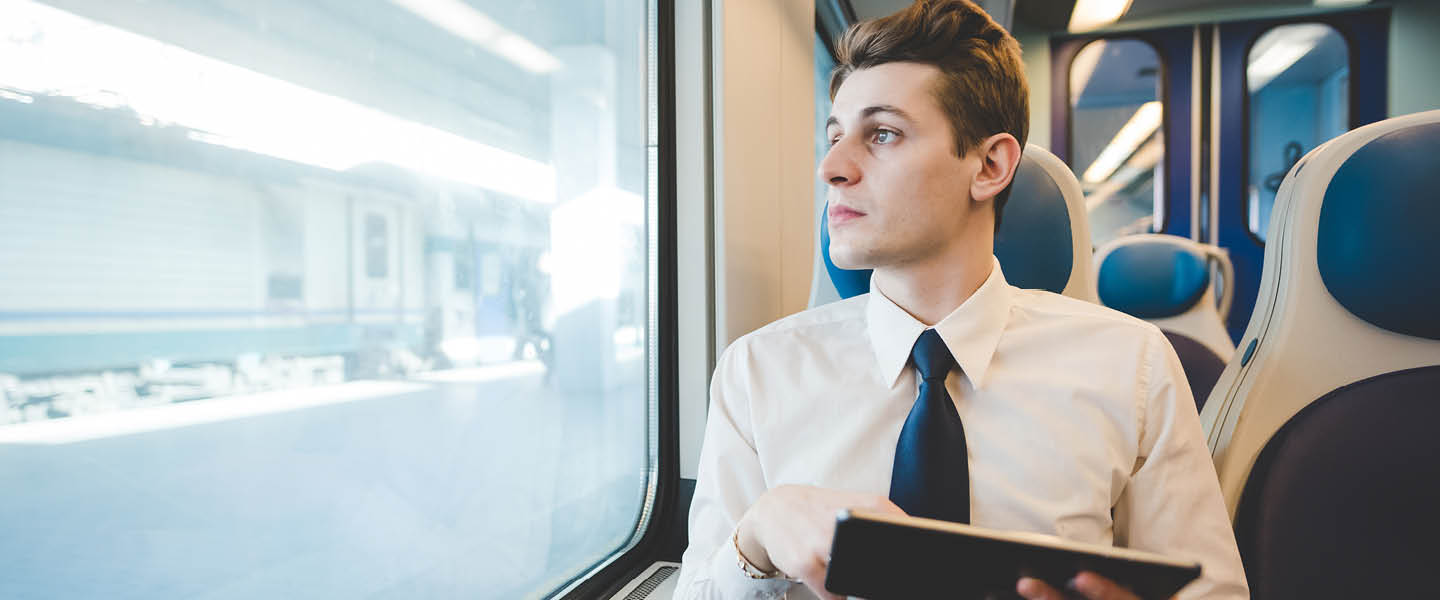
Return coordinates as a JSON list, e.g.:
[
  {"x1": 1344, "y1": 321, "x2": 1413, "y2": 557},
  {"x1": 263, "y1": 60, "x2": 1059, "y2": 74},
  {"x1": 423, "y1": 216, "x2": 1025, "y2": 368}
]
[{"x1": 830, "y1": 62, "x2": 944, "y2": 123}]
